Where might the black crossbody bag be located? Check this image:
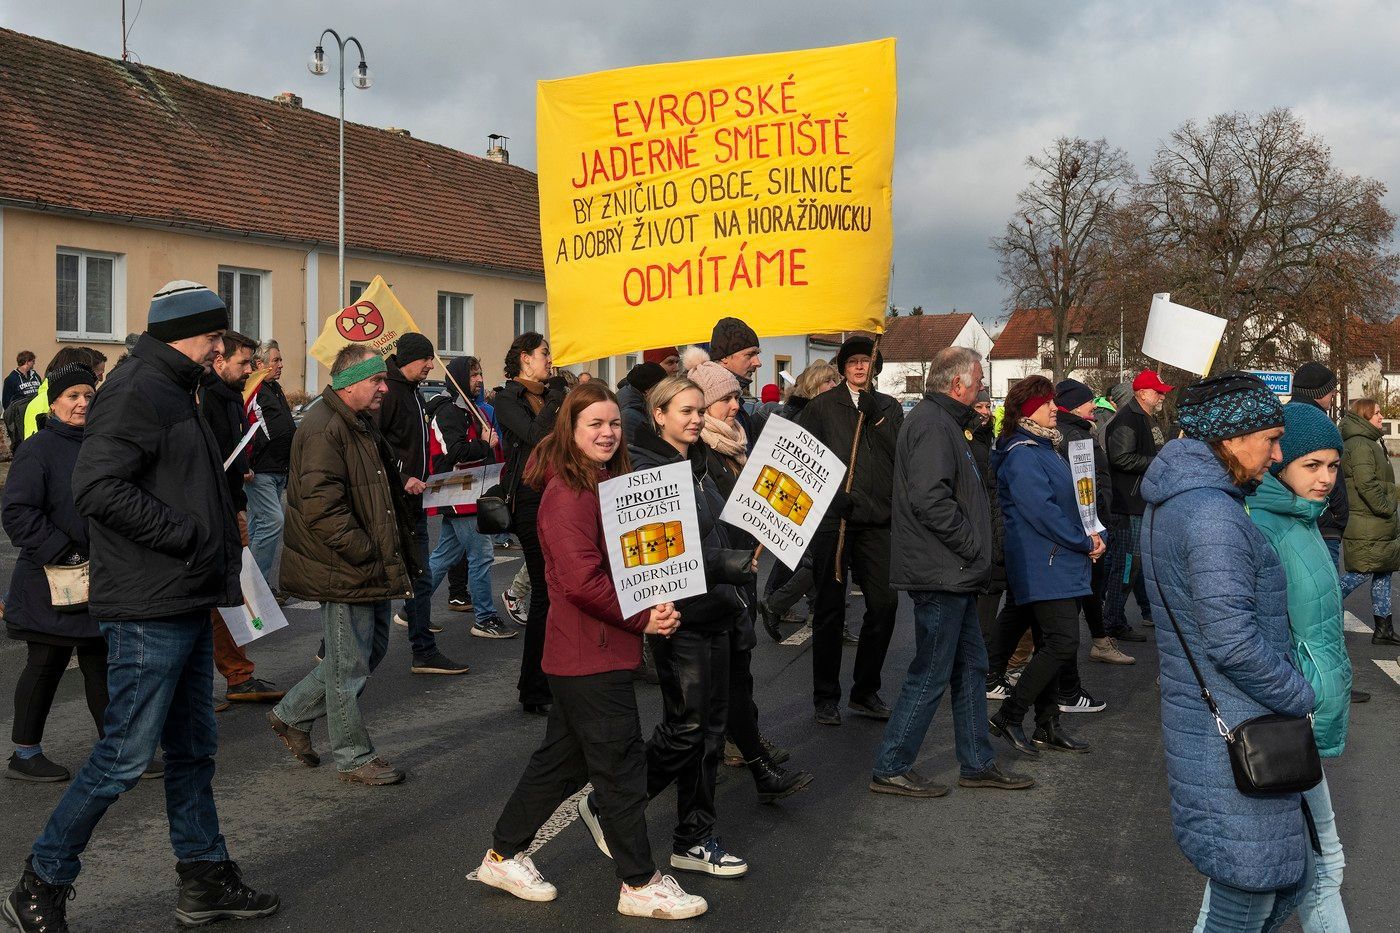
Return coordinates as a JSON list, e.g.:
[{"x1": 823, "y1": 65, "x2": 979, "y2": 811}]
[
  {"x1": 476, "y1": 437, "x2": 523, "y2": 535},
  {"x1": 1147, "y1": 511, "x2": 1322, "y2": 798}
]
